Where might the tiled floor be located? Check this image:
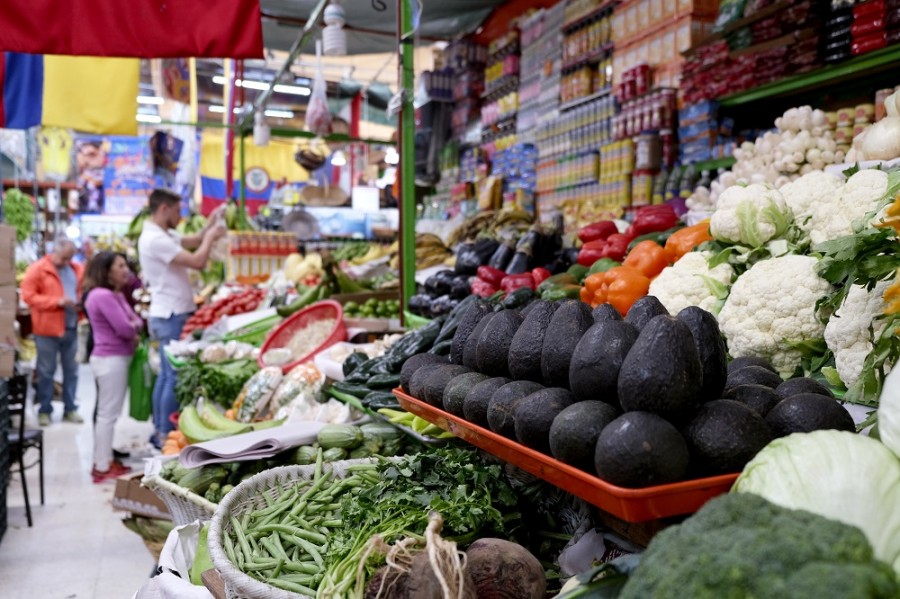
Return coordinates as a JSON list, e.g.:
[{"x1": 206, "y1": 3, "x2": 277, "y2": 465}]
[{"x1": 1, "y1": 365, "x2": 160, "y2": 598}]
